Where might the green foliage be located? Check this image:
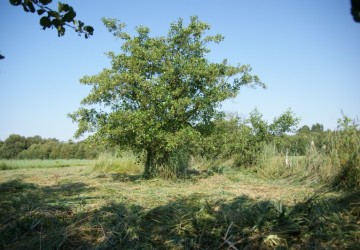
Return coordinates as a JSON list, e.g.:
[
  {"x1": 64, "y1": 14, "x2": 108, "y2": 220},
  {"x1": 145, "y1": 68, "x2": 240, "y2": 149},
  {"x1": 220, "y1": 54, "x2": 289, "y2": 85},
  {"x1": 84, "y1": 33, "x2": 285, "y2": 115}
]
[
  {"x1": 197, "y1": 108, "x2": 300, "y2": 168},
  {"x1": 199, "y1": 115, "x2": 250, "y2": 160},
  {"x1": 270, "y1": 108, "x2": 300, "y2": 136},
  {"x1": 234, "y1": 108, "x2": 272, "y2": 167},
  {"x1": 70, "y1": 16, "x2": 264, "y2": 178},
  {"x1": 0, "y1": 134, "x2": 28, "y2": 159},
  {"x1": 298, "y1": 124, "x2": 310, "y2": 134},
  {"x1": 311, "y1": 122, "x2": 324, "y2": 133},
  {"x1": 9, "y1": 0, "x2": 94, "y2": 38},
  {"x1": 0, "y1": 134, "x2": 98, "y2": 160}
]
